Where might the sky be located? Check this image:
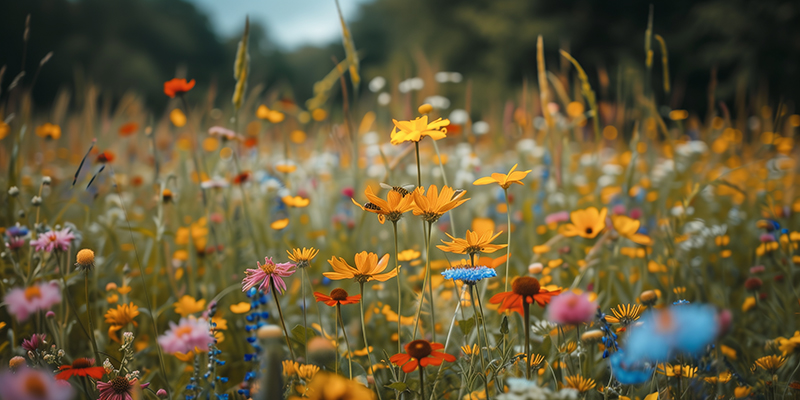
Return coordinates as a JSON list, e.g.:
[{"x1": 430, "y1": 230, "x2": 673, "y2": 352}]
[{"x1": 189, "y1": 0, "x2": 373, "y2": 49}]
